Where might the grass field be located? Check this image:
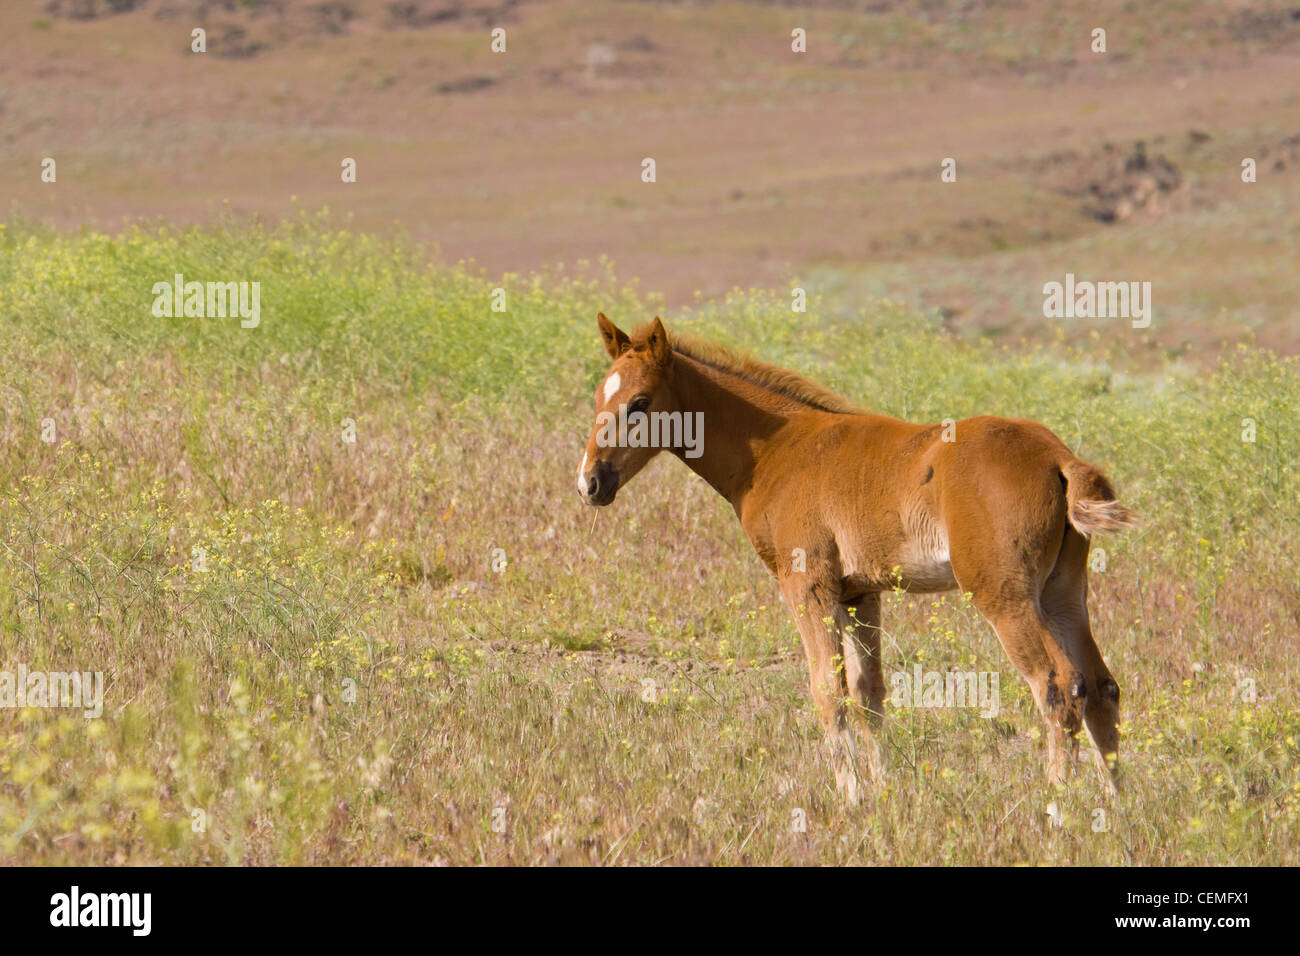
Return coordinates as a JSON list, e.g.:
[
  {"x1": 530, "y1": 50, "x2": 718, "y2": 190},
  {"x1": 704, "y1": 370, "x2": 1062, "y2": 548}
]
[{"x1": 1, "y1": 217, "x2": 1296, "y2": 864}]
